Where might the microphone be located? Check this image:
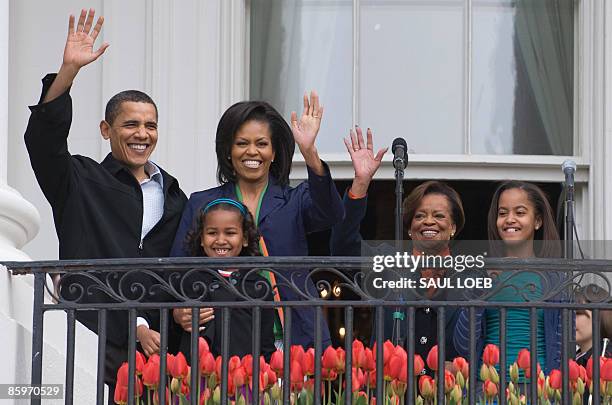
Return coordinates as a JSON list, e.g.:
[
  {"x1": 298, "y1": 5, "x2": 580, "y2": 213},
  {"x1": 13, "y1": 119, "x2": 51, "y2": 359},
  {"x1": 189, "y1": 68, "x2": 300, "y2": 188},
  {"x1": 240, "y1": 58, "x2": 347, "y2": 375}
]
[
  {"x1": 562, "y1": 159, "x2": 576, "y2": 196},
  {"x1": 392, "y1": 138, "x2": 408, "y2": 170},
  {"x1": 562, "y1": 159, "x2": 576, "y2": 259}
]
